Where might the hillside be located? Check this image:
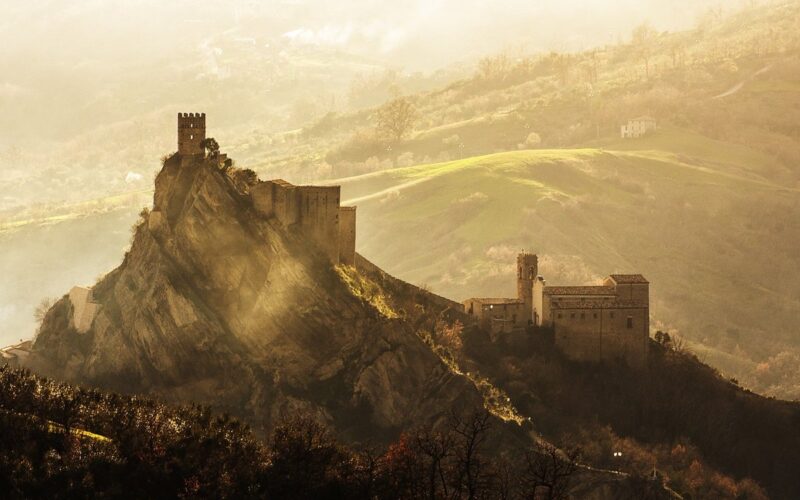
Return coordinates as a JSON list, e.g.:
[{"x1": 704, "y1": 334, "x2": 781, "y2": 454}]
[
  {"x1": 333, "y1": 139, "x2": 800, "y2": 399},
  {"x1": 28, "y1": 154, "x2": 497, "y2": 445}
]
